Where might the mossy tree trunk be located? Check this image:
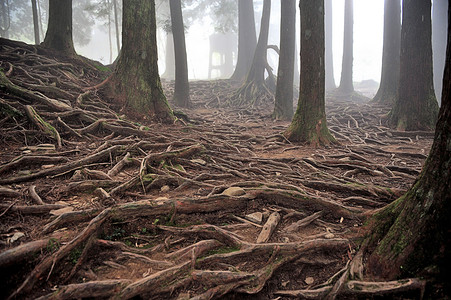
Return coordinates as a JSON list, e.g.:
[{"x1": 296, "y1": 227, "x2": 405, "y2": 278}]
[
  {"x1": 325, "y1": 0, "x2": 336, "y2": 91},
  {"x1": 284, "y1": 0, "x2": 335, "y2": 146},
  {"x1": 389, "y1": 0, "x2": 439, "y2": 131},
  {"x1": 337, "y1": 0, "x2": 354, "y2": 94},
  {"x1": 109, "y1": 0, "x2": 173, "y2": 123},
  {"x1": 42, "y1": 0, "x2": 76, "y2": 55},
  {"x1": 372, "y1": 0, "x2": 401, "y2": 105},
  {"x1": 234, "y1": 0, "x2": 271, "y2": 106},
  {"x1": 273, "y1": 0, "x2": 295, "y2": 120},
  {"x1": 366, "y1": 9, "x2": 451, "y2": 289},
  {"x1": 169, "y1": 0, "x2": 191, "y2": 108},
  {"x1": 230, "y1": 0, "x2": 257, "y2": 82}
]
